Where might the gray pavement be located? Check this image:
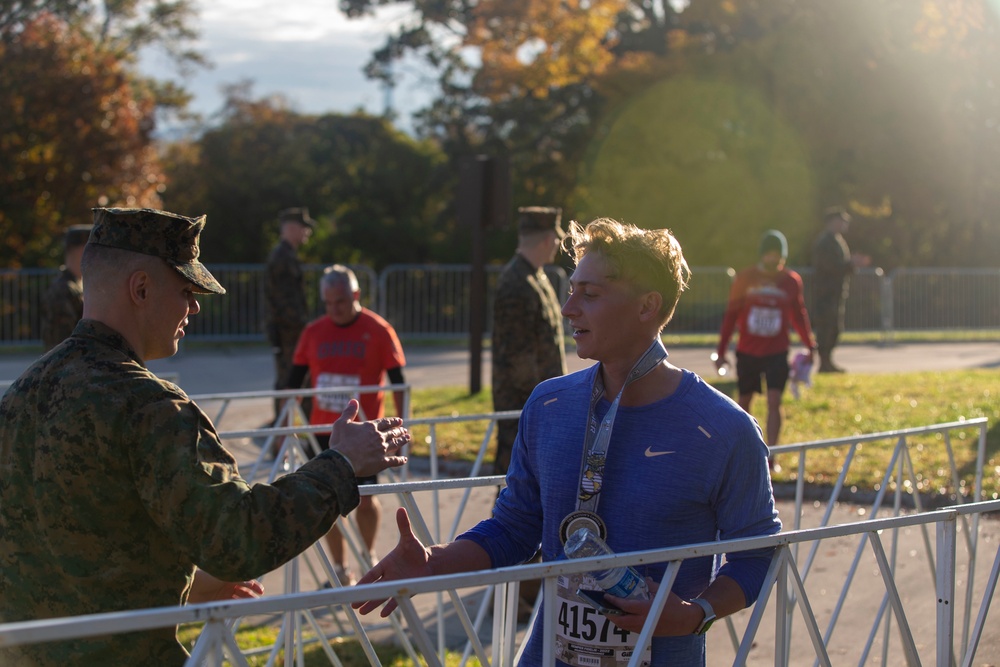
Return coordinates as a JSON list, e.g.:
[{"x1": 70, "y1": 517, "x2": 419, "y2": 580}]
[{"x1": 3, "y1": 340, "x2": 999, "y2": 395}]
